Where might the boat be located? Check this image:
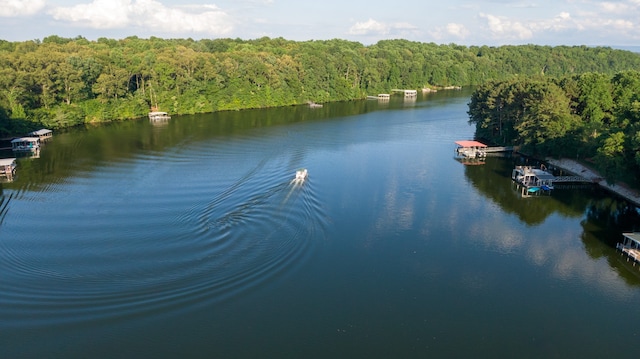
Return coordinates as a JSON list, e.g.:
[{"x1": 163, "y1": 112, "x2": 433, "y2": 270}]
[
  {"x1": 511, "y1": 165, "x2": 554, "y2": 190},
  {"x1": 11, "y1": 137, "x2": 40, "y2": 152},
  {"x1": 148, "y1": 111, "x2": 171, "y2": 120},
  {"x1": 295, "y1": 169, "x2": 308, "y2": 181}
]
